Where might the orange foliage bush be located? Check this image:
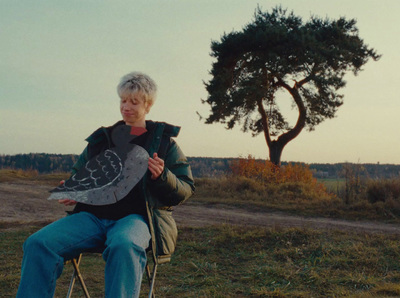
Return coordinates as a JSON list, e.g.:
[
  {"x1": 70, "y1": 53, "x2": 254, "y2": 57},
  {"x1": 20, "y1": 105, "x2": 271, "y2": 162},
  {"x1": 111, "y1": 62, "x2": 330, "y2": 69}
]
[
  {"x1": 230, "y1": 155, "x2": 326, "y2": 193},
  {"x1": 231, "y1": 156, "x2": 280, "y2": 183}
]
